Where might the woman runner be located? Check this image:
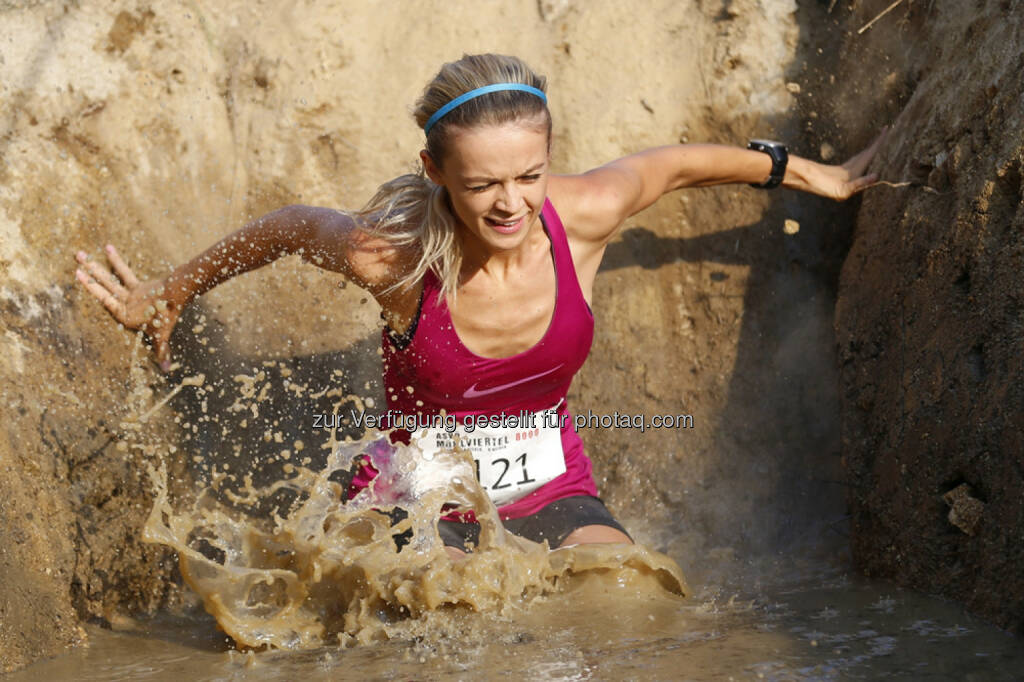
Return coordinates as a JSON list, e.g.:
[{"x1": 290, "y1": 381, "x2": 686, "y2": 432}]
[{"x1": 74, "y1": 54, "x2": 882, "y2": 553}]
